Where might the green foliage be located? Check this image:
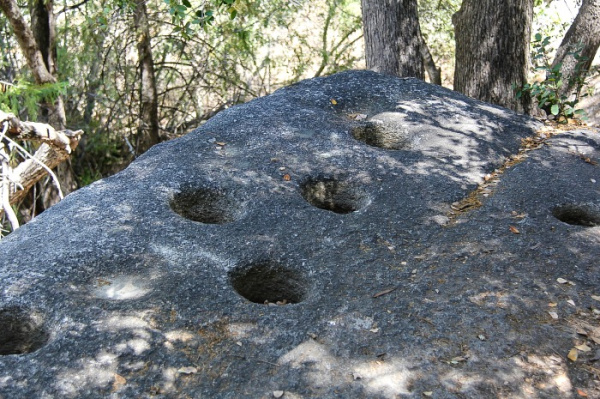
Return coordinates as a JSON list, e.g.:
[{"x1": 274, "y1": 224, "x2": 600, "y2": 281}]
[
  {"x1": 164, "y1": 0, "x2": 240, "y2": 37},
  {"x1": 516, "y1": 33, "x2": 589, "y2": 121},
  {"x1": 0, "y1": 81, "x2": 68, "y2": 120}
]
